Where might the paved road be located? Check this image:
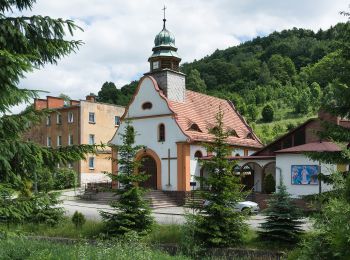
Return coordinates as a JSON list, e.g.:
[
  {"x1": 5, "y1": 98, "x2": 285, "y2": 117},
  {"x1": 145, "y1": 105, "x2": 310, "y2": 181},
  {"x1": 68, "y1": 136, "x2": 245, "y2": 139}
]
[{"x1": 61, "y1": 200, "x2": 312, "y2": 230}]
